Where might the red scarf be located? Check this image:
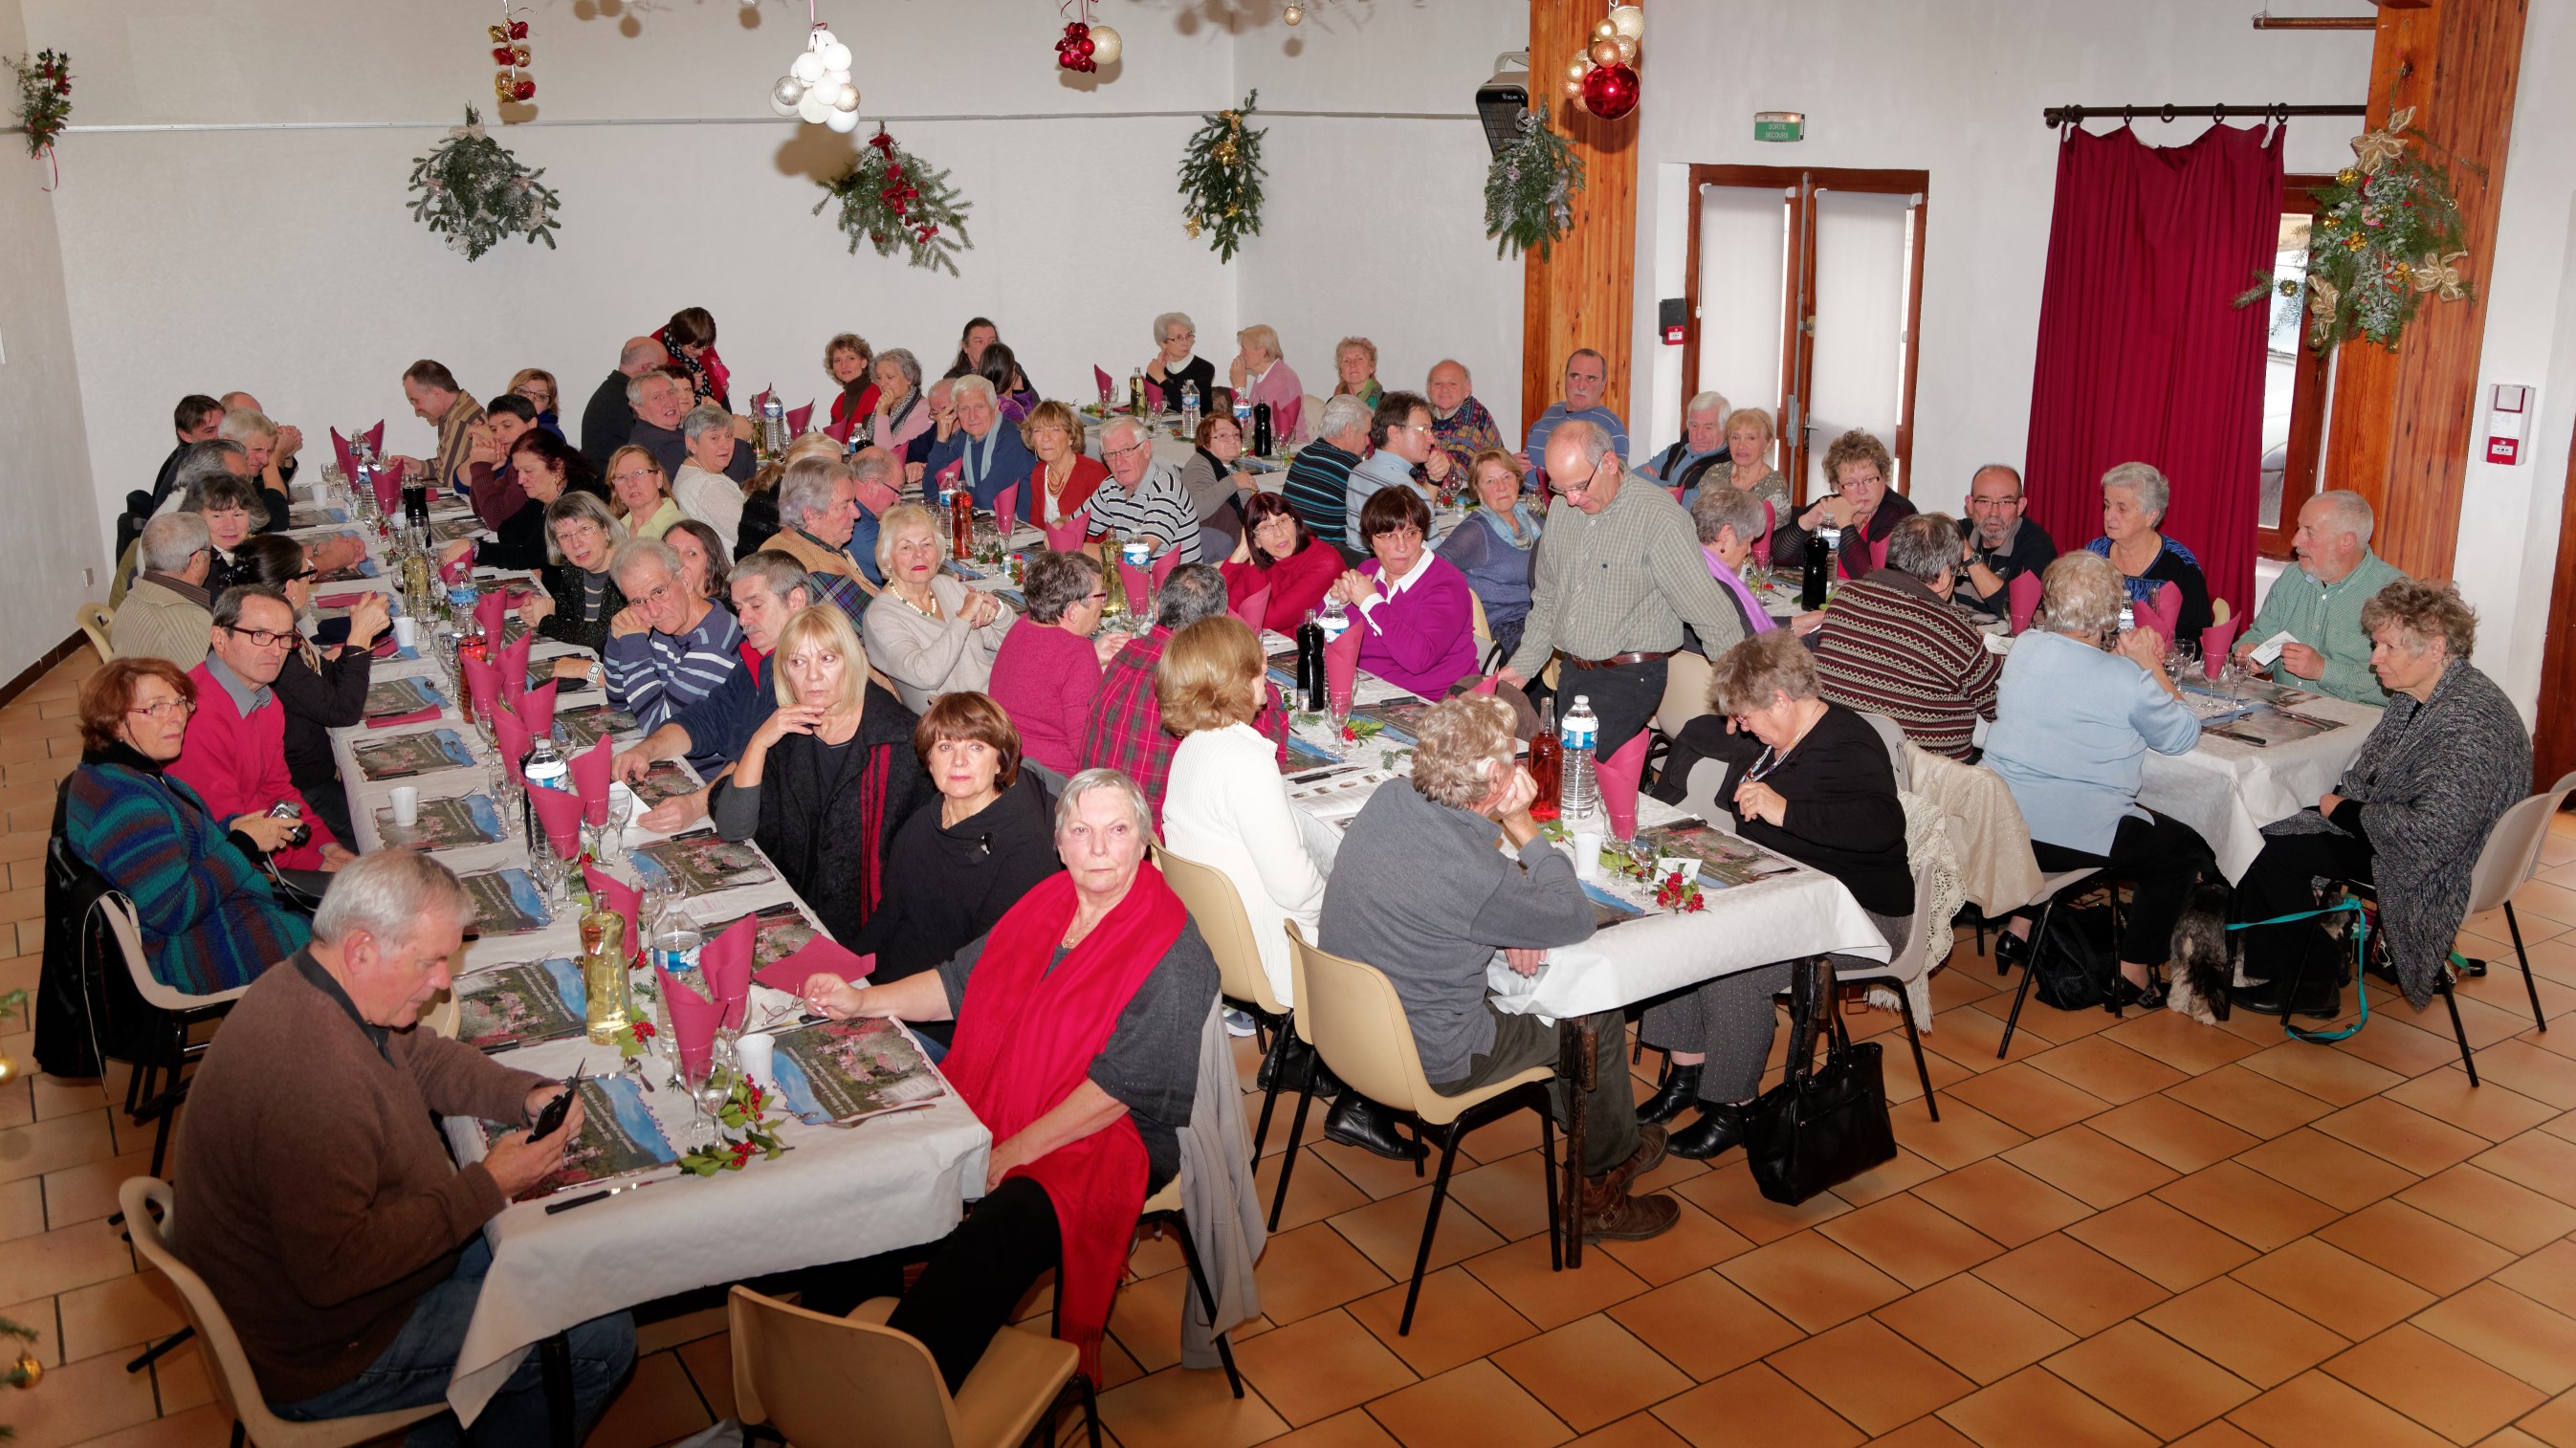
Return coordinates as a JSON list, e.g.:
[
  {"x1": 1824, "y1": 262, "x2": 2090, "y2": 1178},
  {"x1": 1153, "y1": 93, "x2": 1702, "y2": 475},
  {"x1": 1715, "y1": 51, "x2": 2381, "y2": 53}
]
[{"x1": 939, "y1": 863, "x2": 1184, "y2": 1378}]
